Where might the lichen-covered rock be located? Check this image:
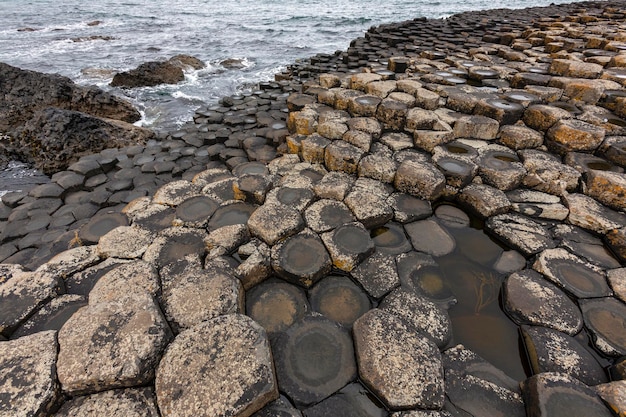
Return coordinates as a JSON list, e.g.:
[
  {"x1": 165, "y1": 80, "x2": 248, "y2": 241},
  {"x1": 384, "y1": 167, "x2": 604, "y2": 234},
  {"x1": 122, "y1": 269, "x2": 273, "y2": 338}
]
[
  {"x1": 585, "y1": 169, "x2": 626, "y2": 211},
  {"x1": 152, "y1": 180, "x2": 201, "y2": 206},
  {"x1": 485, "y1": 213, "x2": 555, "y2": 256},
  {"x1": 0, "y1": 330, "x2": 60, "y2": 416},
  {"x1": 458, "y1": 183, "x2": 511, "y2": 218},
  {"x1": 248, "y1": 201, "x2": 304, "y2": 246},
  {"x1": 350, "y1": 252, "x2": 400, "y2": 299},
  {"x1": 97, "y1": 226, "x2": 153, "y2": 259},
  {"x1": 304, "y1": 199, "x2": 355, "y2": 233},
  {"x1": 519, "y1": 149, "x2": 580, "y2": 195},
  {"x1": 595, "y1": 381, "x2": 626, "y2": 417},
  {"x1": 546, "y1": 119, "x2": 605, "y2": 154},
  {"x1": 394, "y1": 160, "x2": 446, "y2": 201},
  {"x1": 507, "y1": 189, "x2": 569, "y2": 221},
  {"x1": 156, "y1": 314, "x2": 278, "y2": 417},
  {"x1": 321, "y1": 222, "x2": 375, "y2": 272},
  {"x1": 271, "y1": 229, "x2": 332, "y2": 288},
  {"x1": 564, "y1": 193, "x2": 626, "y2": 235},
  {"x1": 57, "y1": 292, "x2": 172, "y2": 395},
  {"x1": 88, "y1": 260, "x2": 160, "y2": 302},
  {"x1": 353, "y1": 309, "x2": 444, "y2": 410},
  {"x1": 55, "y1": 387, "x2": 160, "y2": 417},
  {"x1": 36, "y1": 245, "x2": 100, "y2": 278}
]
